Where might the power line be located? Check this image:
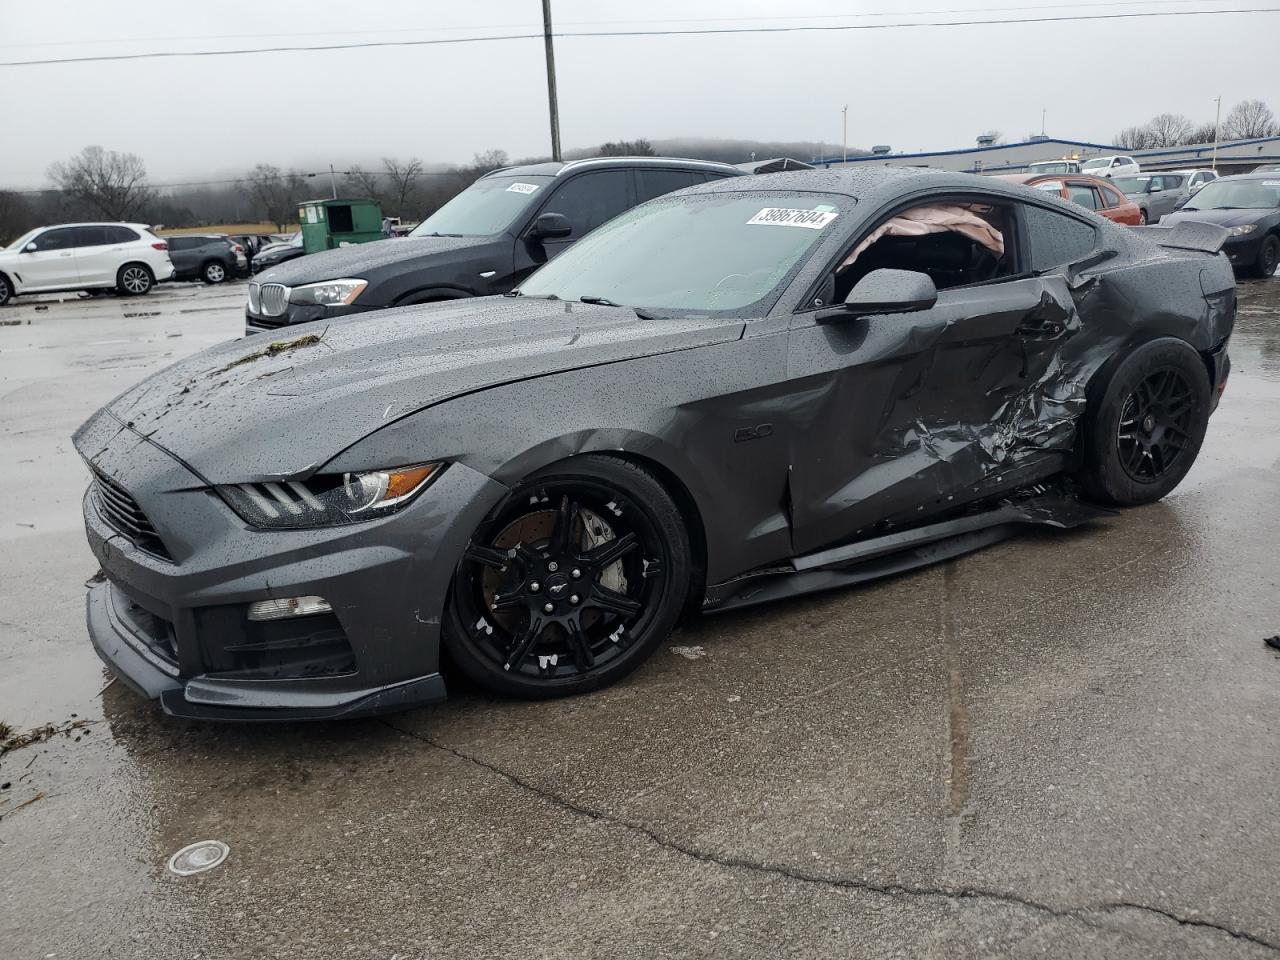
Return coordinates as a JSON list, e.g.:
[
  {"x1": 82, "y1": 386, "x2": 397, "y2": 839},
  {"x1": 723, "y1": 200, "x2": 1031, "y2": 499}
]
[
  {"x1": 3, "y1": 7, "x2": 1279, "y2": 67},
  {"x1": 0, "y1": 0, "x2": 1250, "y2": 50}
]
